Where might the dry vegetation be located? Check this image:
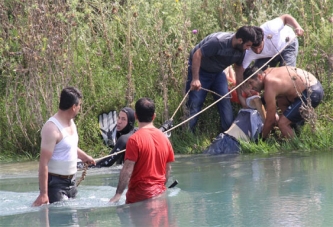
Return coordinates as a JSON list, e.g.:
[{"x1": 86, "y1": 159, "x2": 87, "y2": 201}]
[{"x1": 0, "y1": 0, "x2": 333, "y2": 159}]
